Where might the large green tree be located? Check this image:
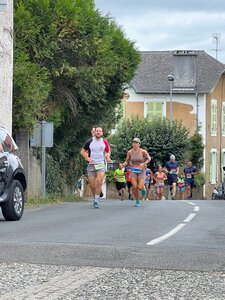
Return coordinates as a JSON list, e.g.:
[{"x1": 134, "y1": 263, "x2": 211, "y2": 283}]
[{"x1": 13, "y1": 0, "x2": 140, "y2": 189}]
